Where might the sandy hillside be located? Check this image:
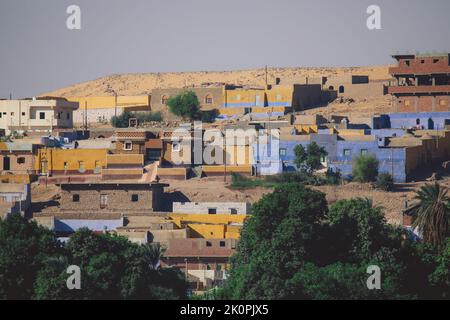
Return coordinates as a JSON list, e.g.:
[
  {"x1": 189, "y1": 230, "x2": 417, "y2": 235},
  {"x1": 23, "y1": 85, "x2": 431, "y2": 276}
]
[{"x1": 42, "y1": 65, "x2": 392, "y2": 98}]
